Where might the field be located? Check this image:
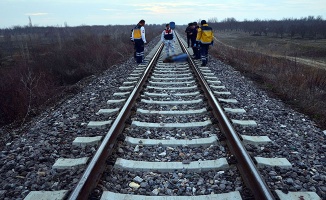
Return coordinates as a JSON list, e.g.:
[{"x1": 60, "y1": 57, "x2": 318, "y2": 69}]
[
  {"x1": 0, "y1": 25, "x2": 163, "y2": 128},
  {"x1": 216, "y1": 30, "x2": 326, "y2": 69},
  {"x1": 1, "y1": 24, "x2": 325, "y2": 130},
  {"x1": 208, "y1": 30, "x2": 326, "y2": 129}
]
